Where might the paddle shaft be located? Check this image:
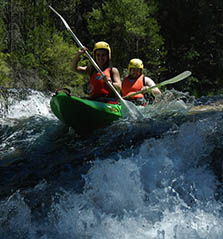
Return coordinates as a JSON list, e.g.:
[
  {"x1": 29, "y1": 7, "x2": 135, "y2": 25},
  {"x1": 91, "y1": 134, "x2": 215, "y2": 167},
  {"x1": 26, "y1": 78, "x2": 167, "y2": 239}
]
[
  {"x1": 49, "y1": 6, "x2": 134, "y2": 114},
  {"x1": 123, "y1": 71, "x2": 191, "y2": 99}
]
